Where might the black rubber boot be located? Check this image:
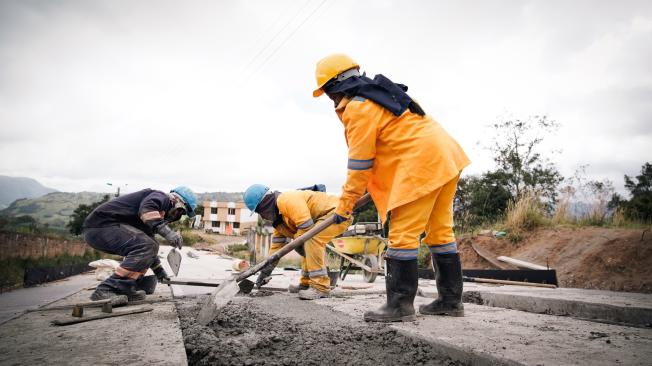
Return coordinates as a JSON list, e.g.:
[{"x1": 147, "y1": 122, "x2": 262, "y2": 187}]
[
  {"x1": 419, "y1": 252, "x2": 464, "y2": 317},
  {"x1": 136, "y1": 275, "x2": 158, "y2": 295},
  {"x1": 364, "y1": 258, "x2": 417, "y2": 322},
  {"x1": 91, "y1": 274, "x2": 147, "y2": 302}
]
